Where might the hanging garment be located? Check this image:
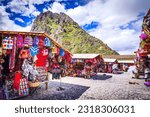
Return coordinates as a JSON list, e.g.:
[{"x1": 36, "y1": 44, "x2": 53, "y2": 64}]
[
  {"x1": 38, "y1": 36, "x2": 45, "y2": 47},
  {"x1": 2, "y1": 36, "x2": 13, "y2": 49},
  {"x1": 24, "y1": 36, "x2": 33, "y2": 47},
  {"x1": 30, "y1": 45, "x2": 39, "y2": 57},
  {"x1": 9, "y1": 37, "x2": 17, "y2": 71},
  {"x1": 19, "y1": 78, "x2": 29, "y2": 96},
  {"x1": 60, "y1": 48, "x2": 65, "y2": 56},
  {"x1": 36, "y1": 67, "x2": 47, "y2": 82},
  {"x1": 44, "y1": 37, "x2": 51, "y2": 47},
  {"x1": 33, "y1": 36, "x2": 39, "y2": 46},
  {"x1": 35, "y1": 48, "x2": 48, "y2": 67},
  {"x1": 52, "y1": 46, "x2": 57, "y2": 53},
  {"x1": 19, "y1": 49, "x2": 30, "y2": 59},
  {"x1": 62, "y1": 52, "x2": 72, "y2": 63},
  {"x1": 56, "y1": 47, "x2": 60, "y2": 55},
  {"x1": 13, "y1": 71, "x2": 22, "y2": 90},
  {"x1": 140, "y1": 32, "x2": 148, "y2": 40},
  {"x1": 22, "y1": 59, "x2": 39, "y2": 82},
  {"x1": 16, "y1": 34, "x2": 23, "y2": 48}
]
